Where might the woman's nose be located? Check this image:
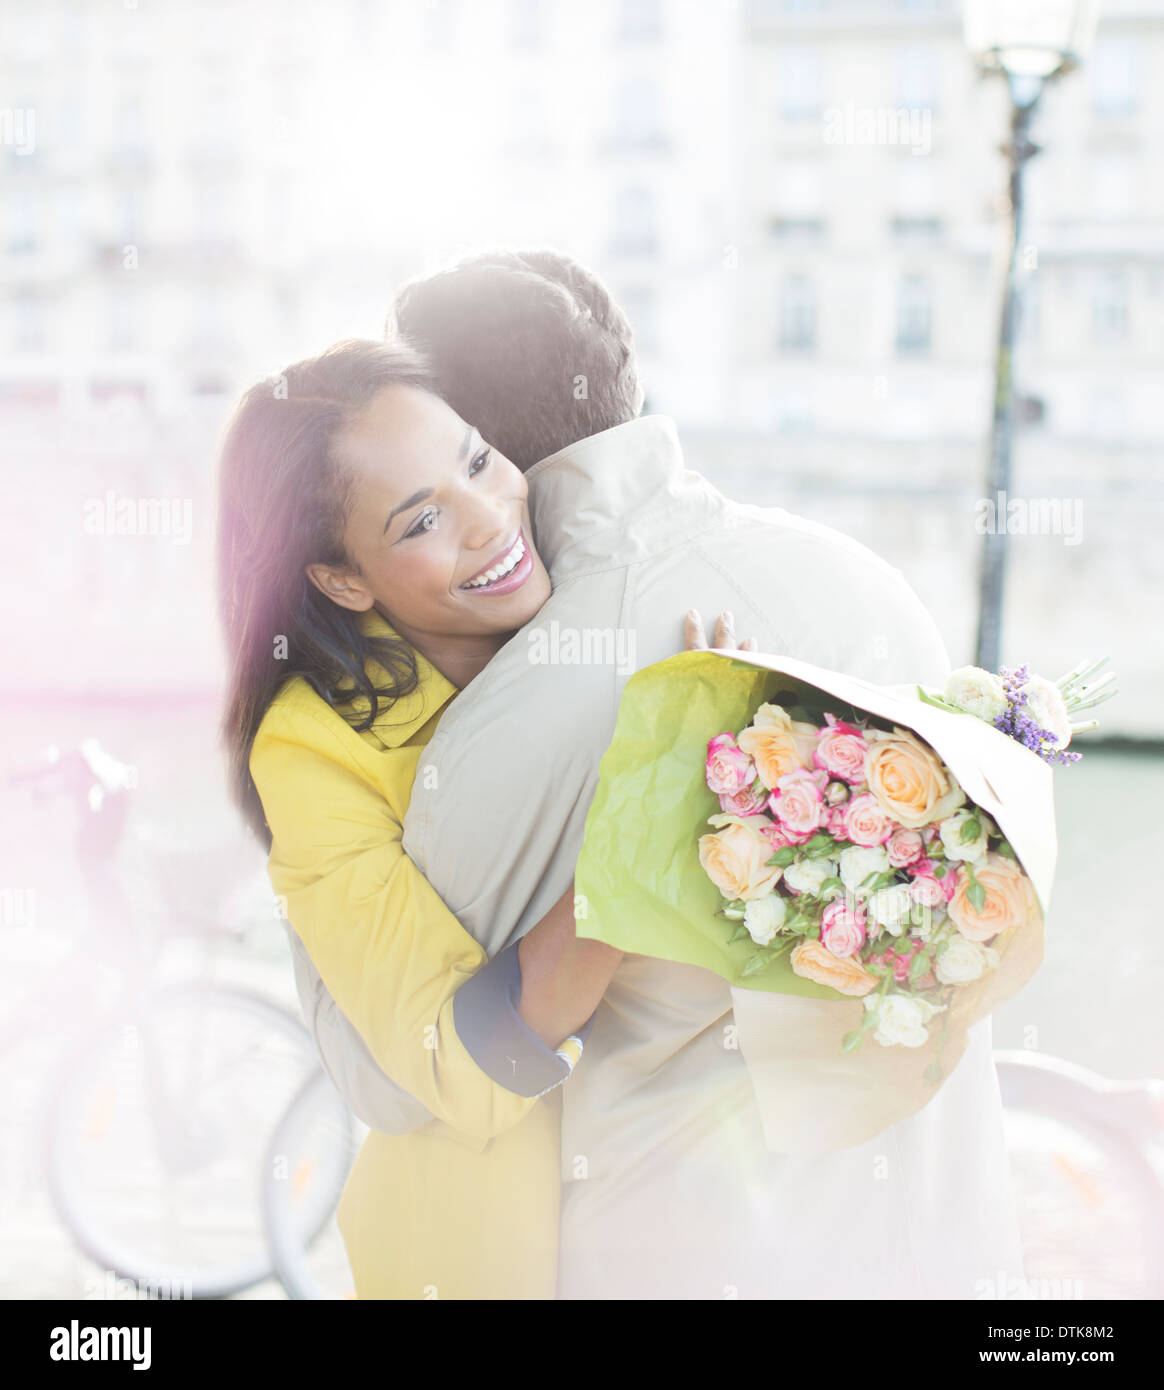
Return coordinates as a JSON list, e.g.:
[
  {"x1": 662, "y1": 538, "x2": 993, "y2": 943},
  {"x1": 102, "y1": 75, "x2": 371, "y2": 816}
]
[{"x1": 464, "y1": 498, "x2": 513, "y2": 554}]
